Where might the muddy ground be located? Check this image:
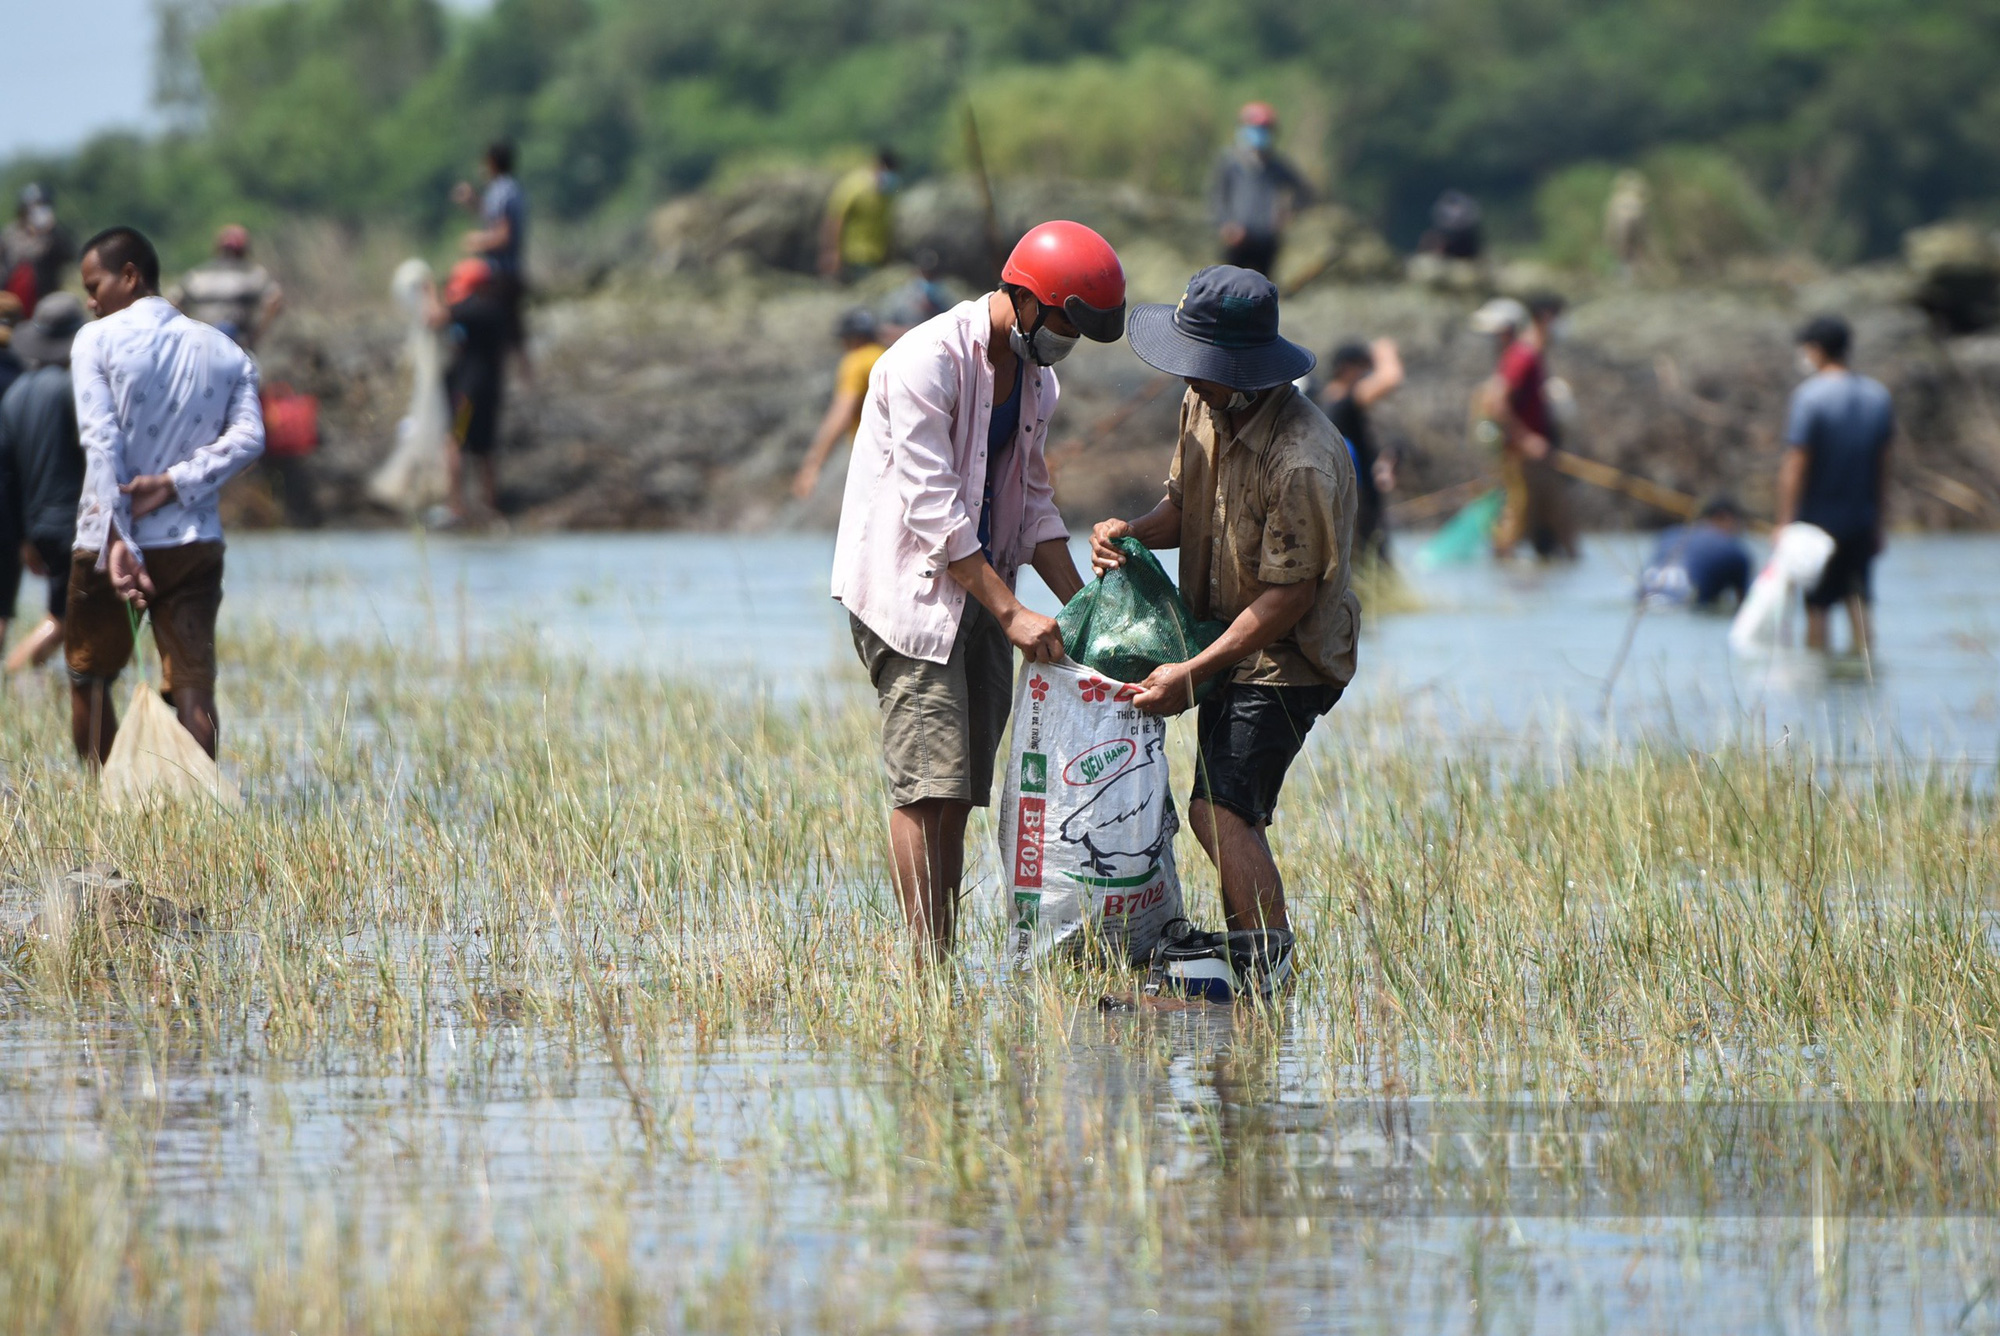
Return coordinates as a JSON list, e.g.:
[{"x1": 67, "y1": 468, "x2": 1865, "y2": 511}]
[{"x1": 235, "y1": 178, "x2": 2000, "y2": 536}]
